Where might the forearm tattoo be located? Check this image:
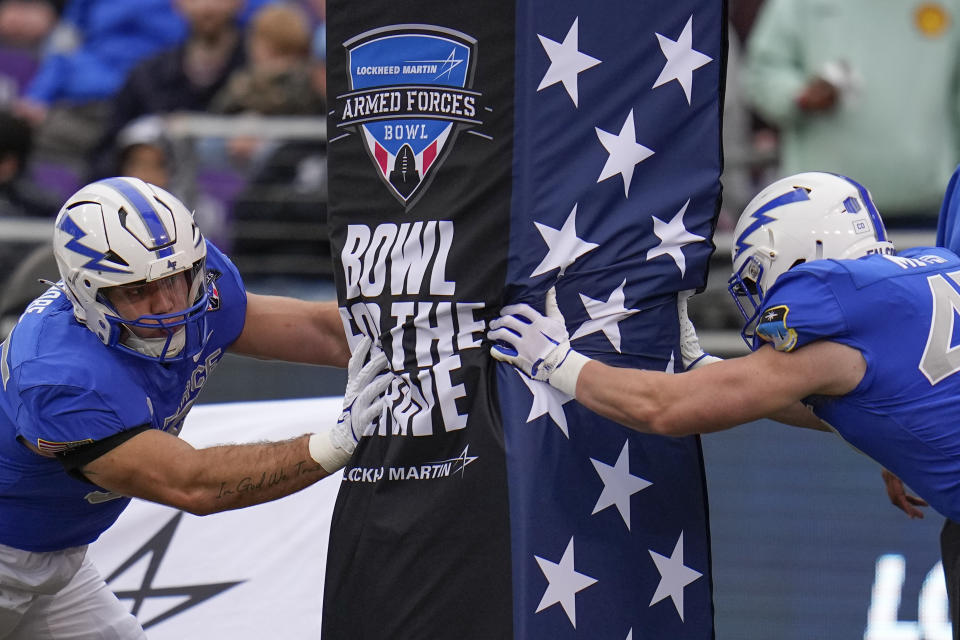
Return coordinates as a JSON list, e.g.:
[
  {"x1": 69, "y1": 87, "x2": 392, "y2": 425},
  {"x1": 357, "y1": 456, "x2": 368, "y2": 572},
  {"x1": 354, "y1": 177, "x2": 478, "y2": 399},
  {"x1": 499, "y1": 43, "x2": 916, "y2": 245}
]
[{"x1": 215, "y1": 458, "x2": 324, "y2": 500}]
